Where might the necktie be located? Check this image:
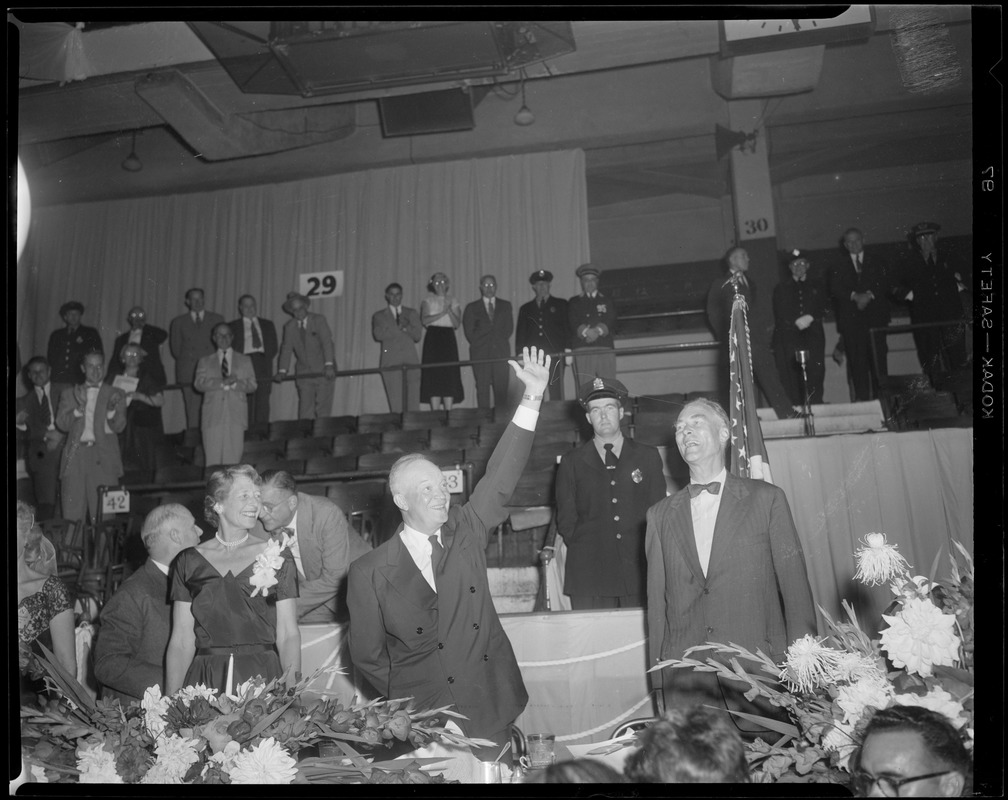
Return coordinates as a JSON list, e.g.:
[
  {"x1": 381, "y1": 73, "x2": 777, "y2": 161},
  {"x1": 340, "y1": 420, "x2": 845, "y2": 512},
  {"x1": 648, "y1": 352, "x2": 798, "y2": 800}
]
[
  {"x1": 39, "y1": 388, "x2": 52, "y2": 427},
  {"x1": 429, "y1": 534, "x2": 444, "y2": 587},
  {"x1": 488, "y1": 300, "x2": 495, "y2": 320},
  {"x1": 281, "y1": 527, "x2": 304, "y2": 576},
  {"x1": 81, "y1": 386, "x2": 100, "y2": 443},
  {"x1": 688, "y1": 481, "x2": 721, "y2": 499},
  {"x1": 394, "y1": 308, "x2": 400, "y2": 325},
  {"x1": 604, "y1": 443, "x2": 618, "y2": 470},
  {"x1": 251, "y1": 320, "x2": 262, "y2": 349},
  {"x1": 221, "y1": 353, "x2": 229, "y2": 378},
  {"x1": 299, "y1": 321, "x2": 307, "y2": 345},
  {"x1": 196, "y1": 312, "x2": 203, "y2": 326}
]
